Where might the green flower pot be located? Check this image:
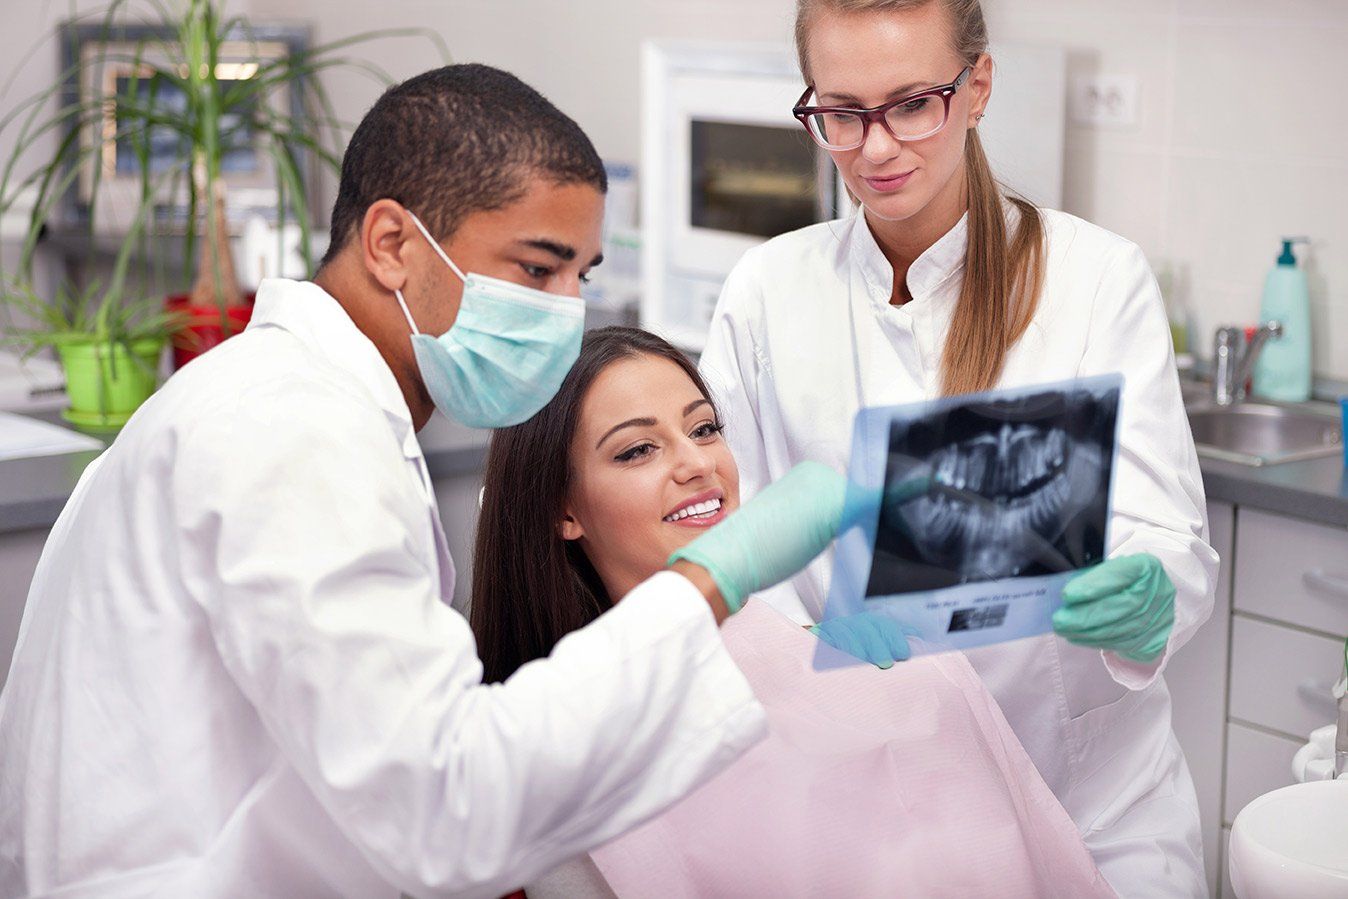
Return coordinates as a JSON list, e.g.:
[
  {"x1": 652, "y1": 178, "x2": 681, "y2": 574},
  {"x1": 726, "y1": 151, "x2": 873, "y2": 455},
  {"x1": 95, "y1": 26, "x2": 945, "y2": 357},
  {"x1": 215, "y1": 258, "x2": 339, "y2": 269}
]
[{"x1": 57, "y1": 339, "x2": 164, "y2": 431}]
